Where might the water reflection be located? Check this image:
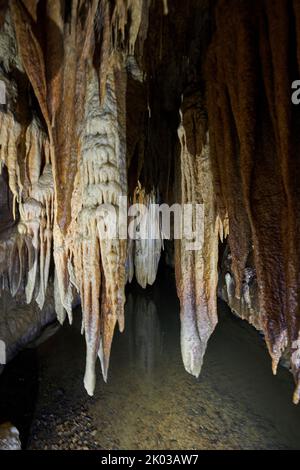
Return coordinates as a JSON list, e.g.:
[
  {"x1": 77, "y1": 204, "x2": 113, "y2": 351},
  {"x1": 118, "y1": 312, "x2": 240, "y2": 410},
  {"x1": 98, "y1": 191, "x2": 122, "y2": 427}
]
[
  {"x1": 126, "y1": 294, "x2": 163, "y2": 376},
  {"x1": 28, "y1": 273, "x2": 300, "y2": 450}
]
